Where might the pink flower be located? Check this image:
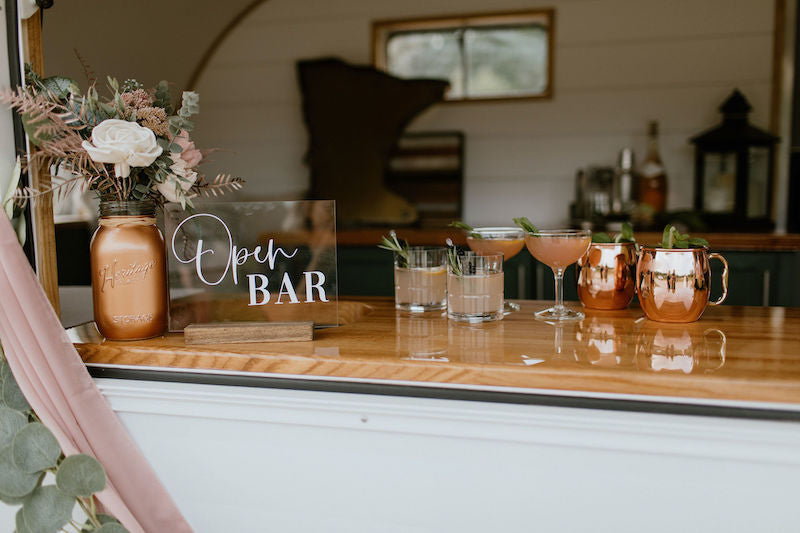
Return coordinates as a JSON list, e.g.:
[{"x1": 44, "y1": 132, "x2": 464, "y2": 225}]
[{"x1": 174, "y1": 130, "x2": 202, "y2": 168}]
